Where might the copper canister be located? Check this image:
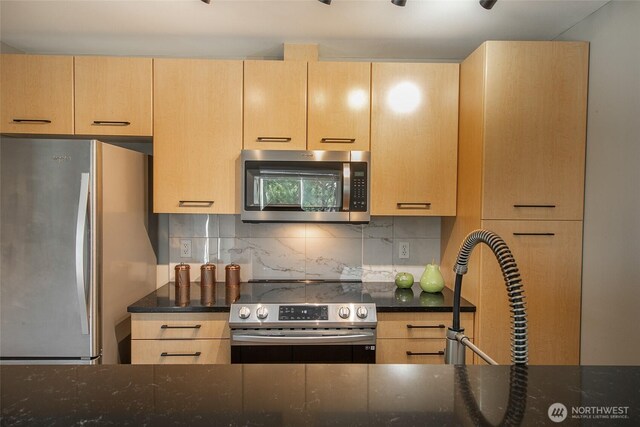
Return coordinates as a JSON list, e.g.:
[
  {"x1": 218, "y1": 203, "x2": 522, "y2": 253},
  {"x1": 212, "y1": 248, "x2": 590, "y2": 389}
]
[
  {"x1": 174, "y1": 263, "x2": 191, "y2": 307},
  {"x1": 200, "y1": 263, "x2": 216, "y2": 306},
  {"x1": 225, "y1": 263, "x2": 241, "y2": 287}
]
